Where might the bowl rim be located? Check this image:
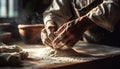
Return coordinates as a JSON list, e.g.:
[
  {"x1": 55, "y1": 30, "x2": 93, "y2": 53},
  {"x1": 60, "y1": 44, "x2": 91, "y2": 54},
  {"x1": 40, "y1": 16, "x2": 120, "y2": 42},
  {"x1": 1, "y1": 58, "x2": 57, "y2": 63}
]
[{"x1": 18, "y1": 24, "x2": 44, "y2": 28}]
